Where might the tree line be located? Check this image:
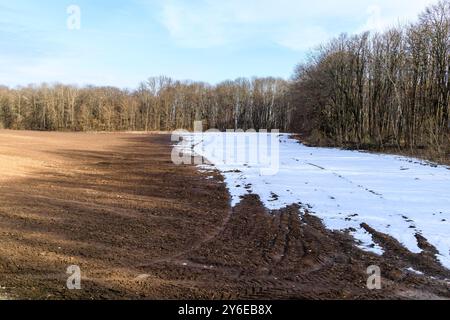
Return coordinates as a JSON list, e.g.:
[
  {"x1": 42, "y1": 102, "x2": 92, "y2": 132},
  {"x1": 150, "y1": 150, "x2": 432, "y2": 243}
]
[
  {"x1": 291, "y1": 0, "x2": 450, "y2": 158},
  {"x1": 0, "y1": 77, "x2": 291, "y2": 132}
]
